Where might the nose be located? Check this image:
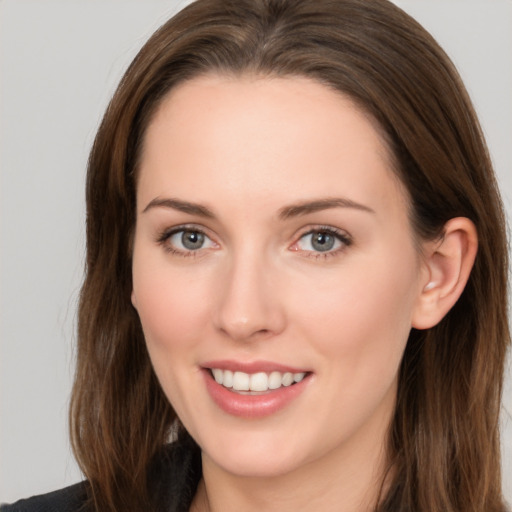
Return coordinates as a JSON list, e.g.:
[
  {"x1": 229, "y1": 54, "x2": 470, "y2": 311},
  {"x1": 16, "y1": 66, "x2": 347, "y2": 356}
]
[{"x1": 213, "y1": 251, "x2": 286, "y2": 342}]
